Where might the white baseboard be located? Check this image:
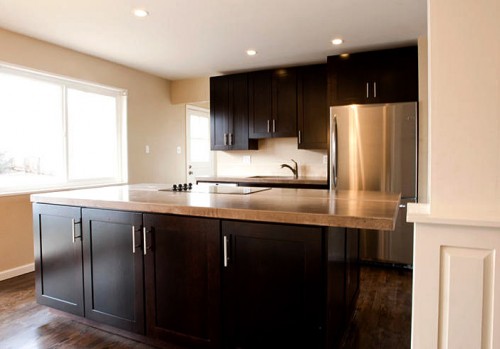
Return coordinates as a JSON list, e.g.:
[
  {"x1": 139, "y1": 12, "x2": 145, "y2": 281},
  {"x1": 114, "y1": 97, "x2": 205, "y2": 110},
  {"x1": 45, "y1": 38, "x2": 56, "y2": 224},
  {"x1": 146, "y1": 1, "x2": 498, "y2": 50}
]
[{"x1": 0, "y1": 263, "x2": 35, "y2": 281}]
